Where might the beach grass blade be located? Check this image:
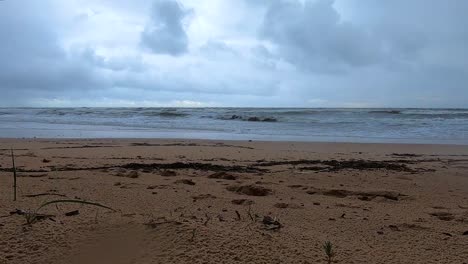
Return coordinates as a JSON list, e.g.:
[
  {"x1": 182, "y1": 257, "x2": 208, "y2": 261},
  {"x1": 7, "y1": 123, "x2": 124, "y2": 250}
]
[{"x1": 36, "y1": 199, "x2": 115, "y2": 212}]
